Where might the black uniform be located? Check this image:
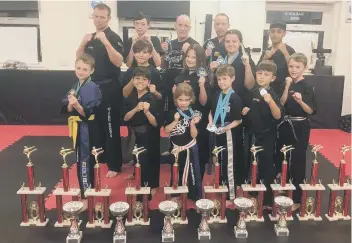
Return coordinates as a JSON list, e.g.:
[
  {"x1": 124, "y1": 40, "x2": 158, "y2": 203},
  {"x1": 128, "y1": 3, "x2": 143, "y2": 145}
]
[
  {"x1": 203, "y1": 37, "x2": 227, "y2": 65},
  {"x1": 84, "y1": 27, "x2": 124, "y2": 172},
  {"x1": 275, "y1": 79, "x2": 317, "y2": 203}
]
